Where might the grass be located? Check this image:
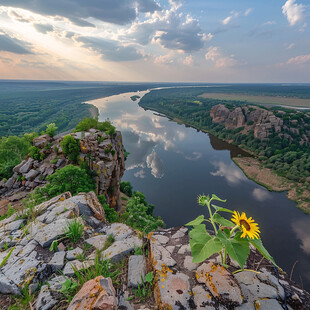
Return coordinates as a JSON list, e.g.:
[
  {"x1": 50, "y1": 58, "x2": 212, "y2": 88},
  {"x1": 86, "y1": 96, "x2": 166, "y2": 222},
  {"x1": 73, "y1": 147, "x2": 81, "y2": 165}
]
[
  {"x1": 199, "y1": 92, "x2": 310, "y2": 108},
  {"x1": 102, "y1": 234, "x2": 115, "y2": 251},
  {"x1": 131, "y1": 272, "x2": 154, "y2": 302},
  {"x1": 8, "y1": 284, "x2": 34, "y2": 310},
  {"x1": 64, "y1": 219, "x2": 84, "y2": 244}
]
